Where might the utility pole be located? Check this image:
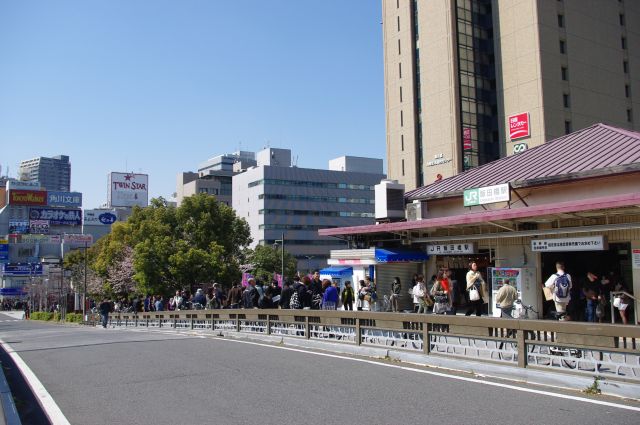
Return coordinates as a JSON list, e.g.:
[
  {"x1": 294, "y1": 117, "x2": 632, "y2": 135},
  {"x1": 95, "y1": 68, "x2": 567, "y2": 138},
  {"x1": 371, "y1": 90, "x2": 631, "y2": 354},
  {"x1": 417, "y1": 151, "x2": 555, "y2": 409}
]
[
  {"x1": 281, "y1": 232, "x2": 285, "y2": 286},
  {"x1": 83, "y1": 241, "x2": 87, "y2": 320}
]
